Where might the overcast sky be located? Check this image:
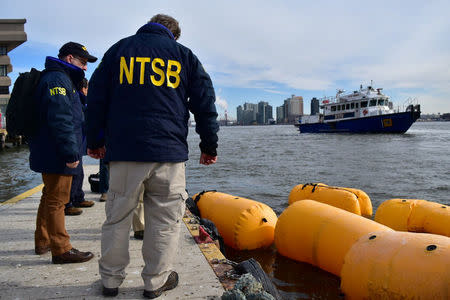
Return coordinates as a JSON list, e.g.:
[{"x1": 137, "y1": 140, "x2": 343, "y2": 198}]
[{"x1": 2, "y1": 0, "x2": 449, "y2": 118}]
